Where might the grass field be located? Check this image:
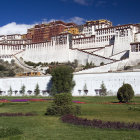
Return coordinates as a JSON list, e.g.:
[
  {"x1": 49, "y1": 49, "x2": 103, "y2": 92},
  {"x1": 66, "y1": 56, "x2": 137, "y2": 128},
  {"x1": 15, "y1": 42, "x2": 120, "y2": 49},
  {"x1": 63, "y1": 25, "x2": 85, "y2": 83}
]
[{"x1": 0, "y1": 96, "x2": 140, "y2": 140}]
